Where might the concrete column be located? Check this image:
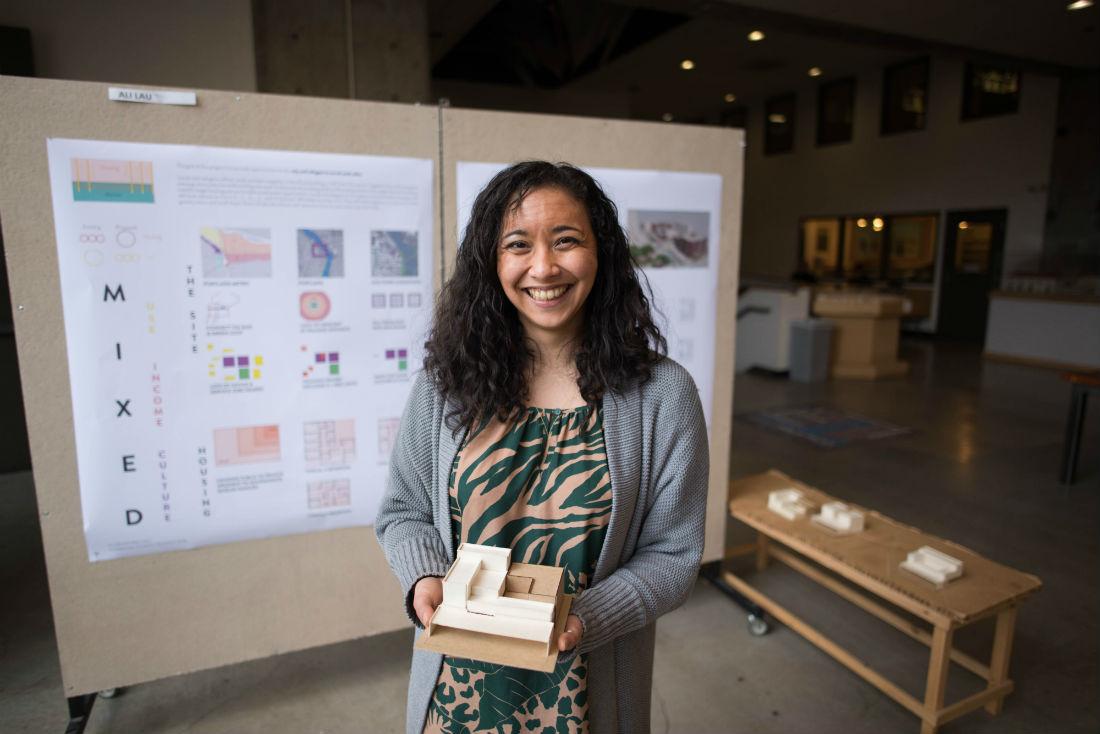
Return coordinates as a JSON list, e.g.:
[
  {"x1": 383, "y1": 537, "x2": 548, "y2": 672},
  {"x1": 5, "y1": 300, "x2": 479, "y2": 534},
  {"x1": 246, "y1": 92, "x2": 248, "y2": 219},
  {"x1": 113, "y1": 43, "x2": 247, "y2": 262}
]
[
  {"x1": 253, "y1": 0, "x2": 430, "y2": 103},
  {"x1": 350, "y1": 0, "x2": 430, "y2": 103}
]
